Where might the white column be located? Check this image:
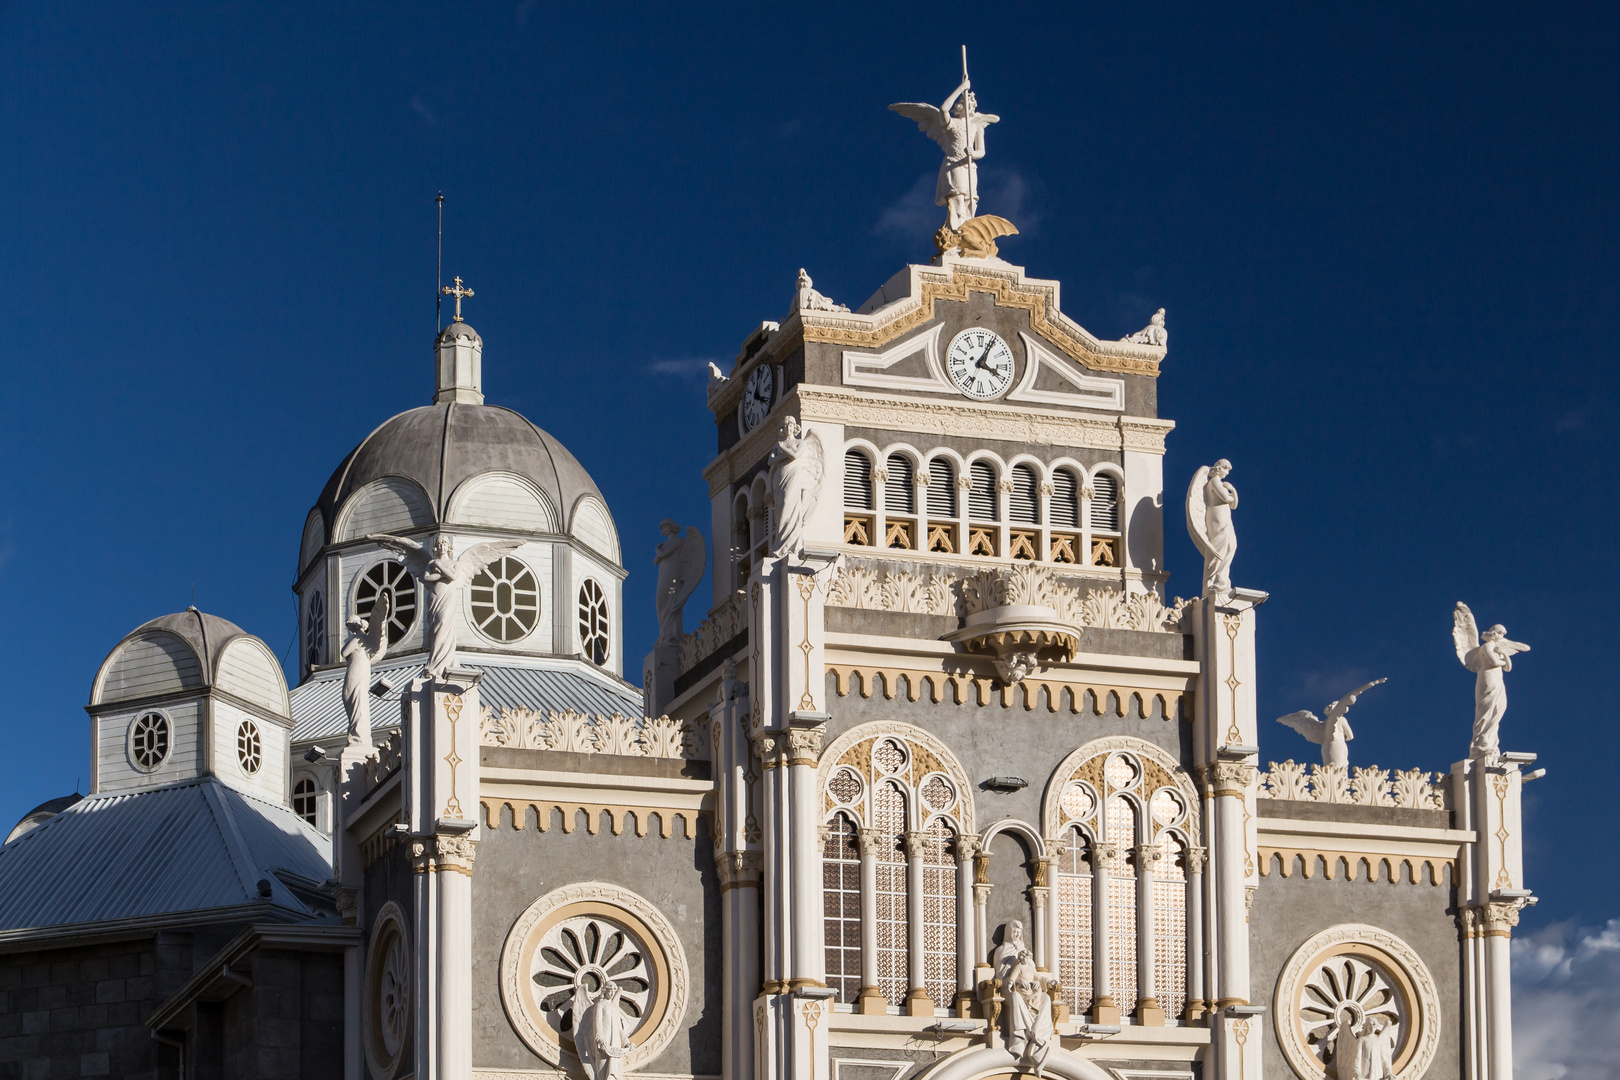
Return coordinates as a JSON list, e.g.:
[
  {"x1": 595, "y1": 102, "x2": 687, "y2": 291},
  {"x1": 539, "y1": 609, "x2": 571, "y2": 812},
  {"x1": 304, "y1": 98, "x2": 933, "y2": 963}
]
[
  {"x1": 856, "y1": 828, "x2": 883, "y2": 1014},
  {"x1": 719, "y1": 854, "x2": 762, "y2": 1080},
  {"x1": 1185, "y1": 847, "x2": 1207, "y2": 1023},
  {"x1": 955, "y1": 836, "x2": 979, "y2": 1014},
  {"x1": 903, "y1": 830, "x2": 932, "y2": 1016},
  {"x1": 972, "y1": 849, "x2": 993, "y2": 1009},
  {"x1": 787, "y1": 727, "x2": 826, "y2": 991},
  {"x1": 1135, "y1": 842, "x2": 1163, "y2": 1025},
  {"x1": 1090, "y1": 845, "x2": 1118, "y2": 1024}
]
